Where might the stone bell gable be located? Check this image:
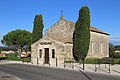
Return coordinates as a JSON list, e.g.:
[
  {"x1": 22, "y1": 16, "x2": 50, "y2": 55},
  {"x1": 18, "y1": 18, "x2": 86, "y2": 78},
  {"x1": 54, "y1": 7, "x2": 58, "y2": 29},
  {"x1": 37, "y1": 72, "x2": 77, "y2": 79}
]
[
  {"x1": 46, "y1": 16, "x2": 75, "y2": 43},
  {"x1": 31, "y1": 16, "x2": 109, "y2": 65}
]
